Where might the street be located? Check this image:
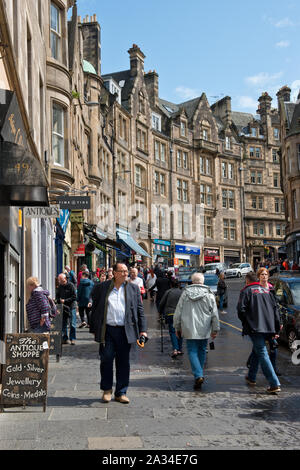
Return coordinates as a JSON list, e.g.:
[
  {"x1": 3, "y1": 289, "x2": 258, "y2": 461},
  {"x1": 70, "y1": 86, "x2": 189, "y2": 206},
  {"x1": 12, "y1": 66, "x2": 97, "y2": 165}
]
[{"x1": 0, "y1": 279, "x2": 300, "y2": 451}]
